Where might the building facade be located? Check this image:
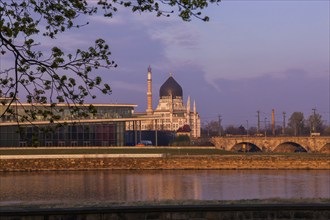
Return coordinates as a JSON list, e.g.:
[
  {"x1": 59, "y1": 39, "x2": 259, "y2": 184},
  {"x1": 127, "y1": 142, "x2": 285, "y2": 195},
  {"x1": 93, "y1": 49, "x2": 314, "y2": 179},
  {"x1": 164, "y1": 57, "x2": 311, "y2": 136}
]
[
  {"x1": 130, "y1": 67, "x2": 201, "y2": 138},
  {"x1": 0, "y1": 66, "x2": 201, "y2": 147},
  {"x1": 0, "y1": 103, "x2": 137, "y2": 147}
]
